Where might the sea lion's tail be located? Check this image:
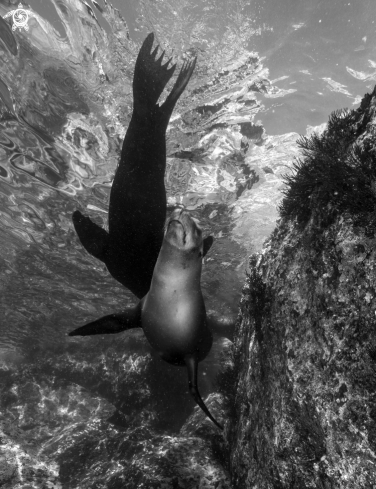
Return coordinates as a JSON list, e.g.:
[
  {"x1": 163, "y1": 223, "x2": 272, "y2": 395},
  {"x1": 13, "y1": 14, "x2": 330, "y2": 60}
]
[
  {"x1": 185, "y1": 354, "x2": 224, "y2": 430},
  {"x1": 133, "y1": 33, "x2": 196, "y2": 121}
]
